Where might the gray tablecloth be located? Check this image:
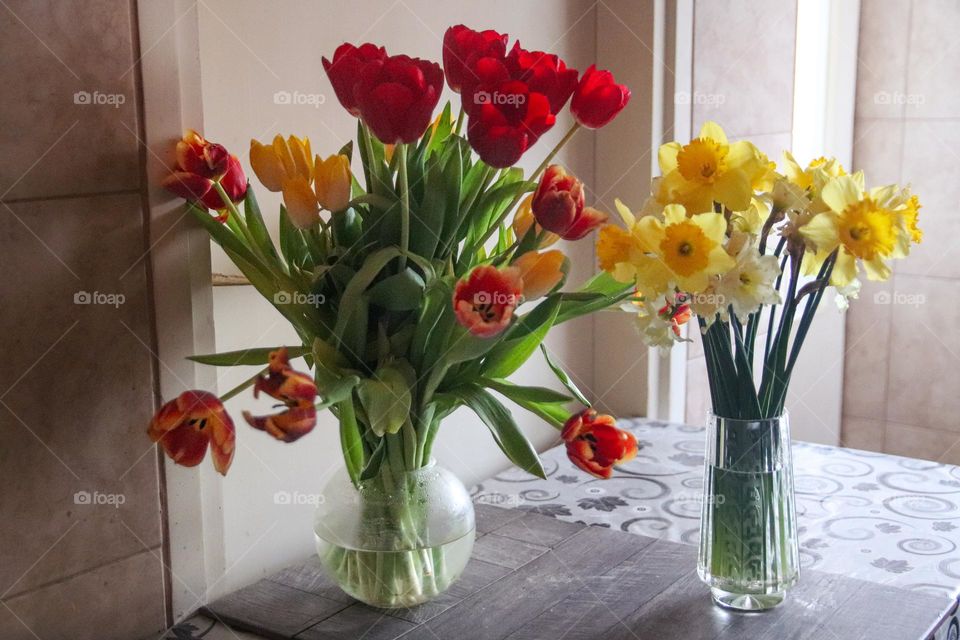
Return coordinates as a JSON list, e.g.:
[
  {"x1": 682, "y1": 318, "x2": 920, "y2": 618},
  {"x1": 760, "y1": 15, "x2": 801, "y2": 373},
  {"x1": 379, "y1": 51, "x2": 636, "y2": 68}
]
[{"x1": 472, "y1": 417, "x2": 960, "y2": 602}]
